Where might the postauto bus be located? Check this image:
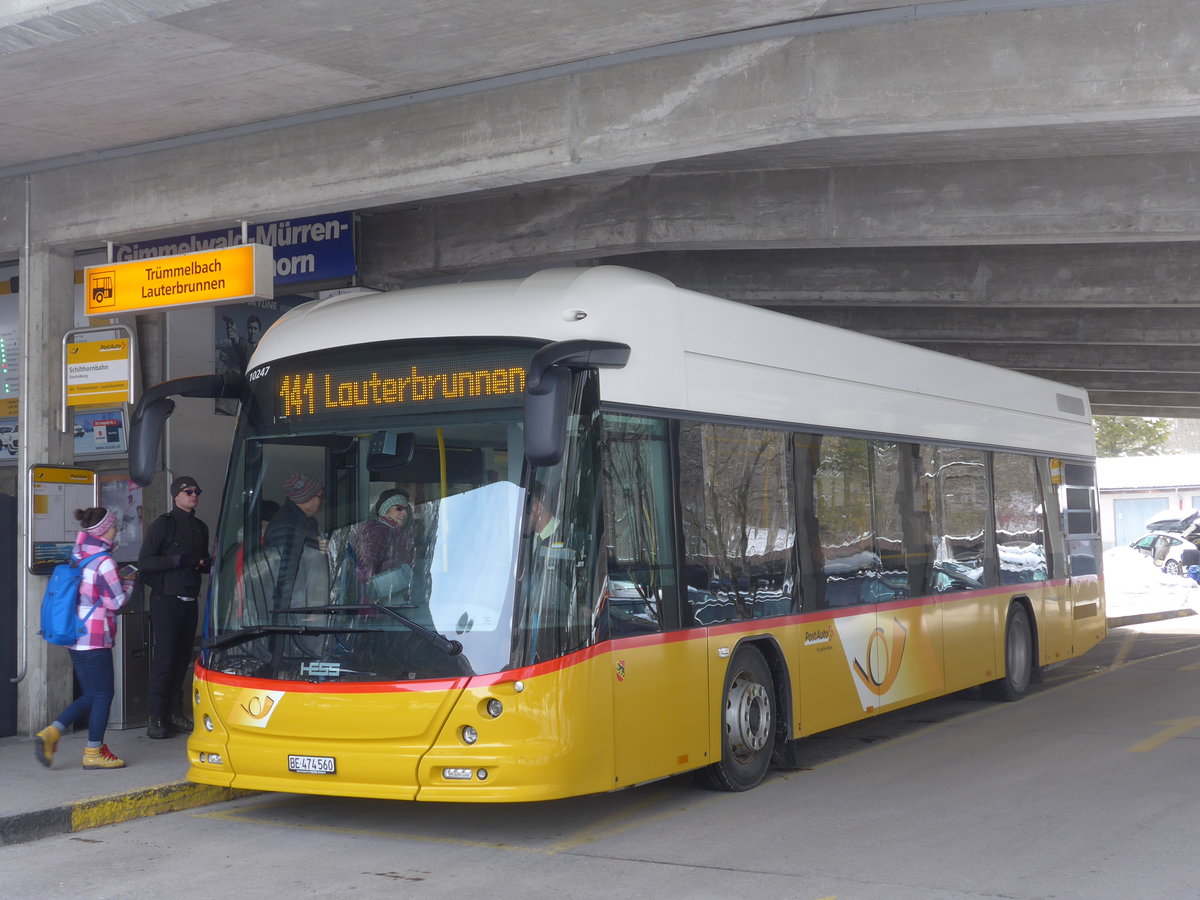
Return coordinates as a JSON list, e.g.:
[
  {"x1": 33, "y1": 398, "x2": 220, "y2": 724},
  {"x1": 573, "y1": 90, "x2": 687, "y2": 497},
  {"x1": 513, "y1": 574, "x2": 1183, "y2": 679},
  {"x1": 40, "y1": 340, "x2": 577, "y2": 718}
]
[{"x1": 128, "y1": 266, "x2": 1104, "y2": 801}]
